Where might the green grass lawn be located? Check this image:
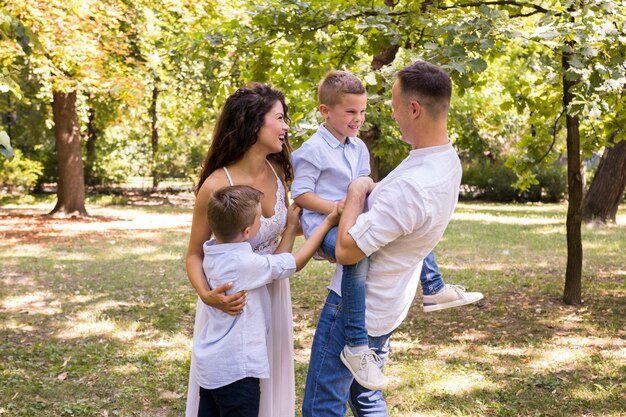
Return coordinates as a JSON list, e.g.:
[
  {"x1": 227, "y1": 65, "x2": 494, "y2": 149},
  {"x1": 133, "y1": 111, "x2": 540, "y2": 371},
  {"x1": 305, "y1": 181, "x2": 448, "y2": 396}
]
[{"x1": 1, "y1": 198, "x2": 624, "y2": 416}]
